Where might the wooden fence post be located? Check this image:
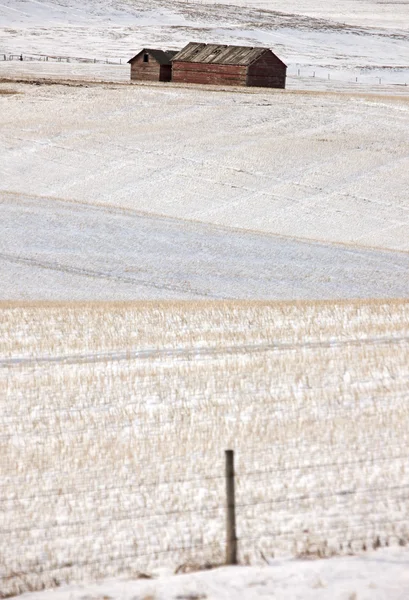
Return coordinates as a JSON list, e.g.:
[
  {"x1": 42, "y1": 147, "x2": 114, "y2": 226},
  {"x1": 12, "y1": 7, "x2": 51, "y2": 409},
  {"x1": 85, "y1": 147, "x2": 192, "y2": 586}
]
[{"x1": 225, "y1": 449, "x2": 237, "y2": 565}]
